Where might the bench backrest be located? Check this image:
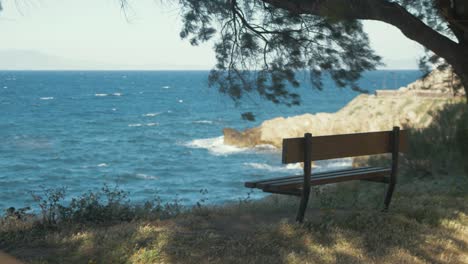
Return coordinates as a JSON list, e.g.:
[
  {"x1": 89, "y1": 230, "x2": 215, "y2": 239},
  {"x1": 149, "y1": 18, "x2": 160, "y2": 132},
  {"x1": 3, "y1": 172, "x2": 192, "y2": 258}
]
[{"x1": 282, "y1": 128, "x2": 408, "y2": 164}]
